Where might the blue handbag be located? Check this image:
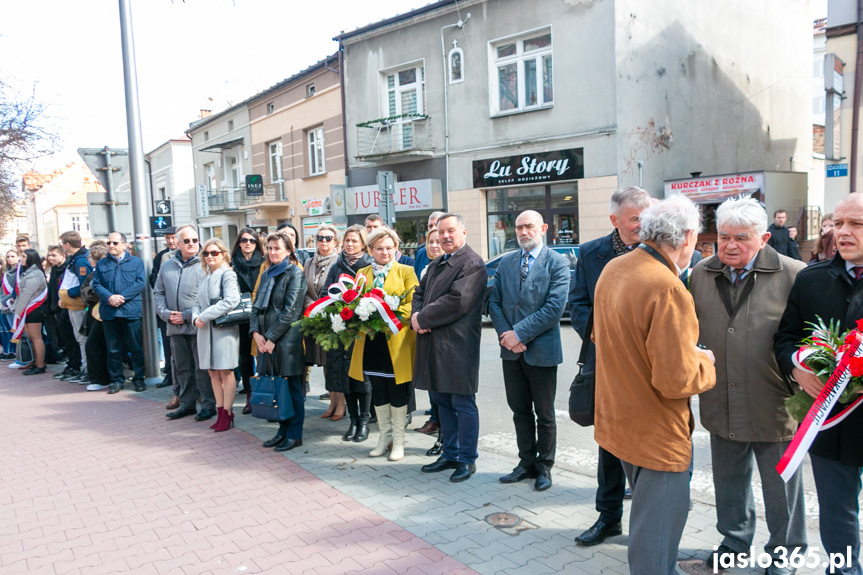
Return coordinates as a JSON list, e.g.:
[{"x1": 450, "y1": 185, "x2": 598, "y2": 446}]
[{"x1": 250, "y1": 354, "x2": 295, "y2": 421}]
